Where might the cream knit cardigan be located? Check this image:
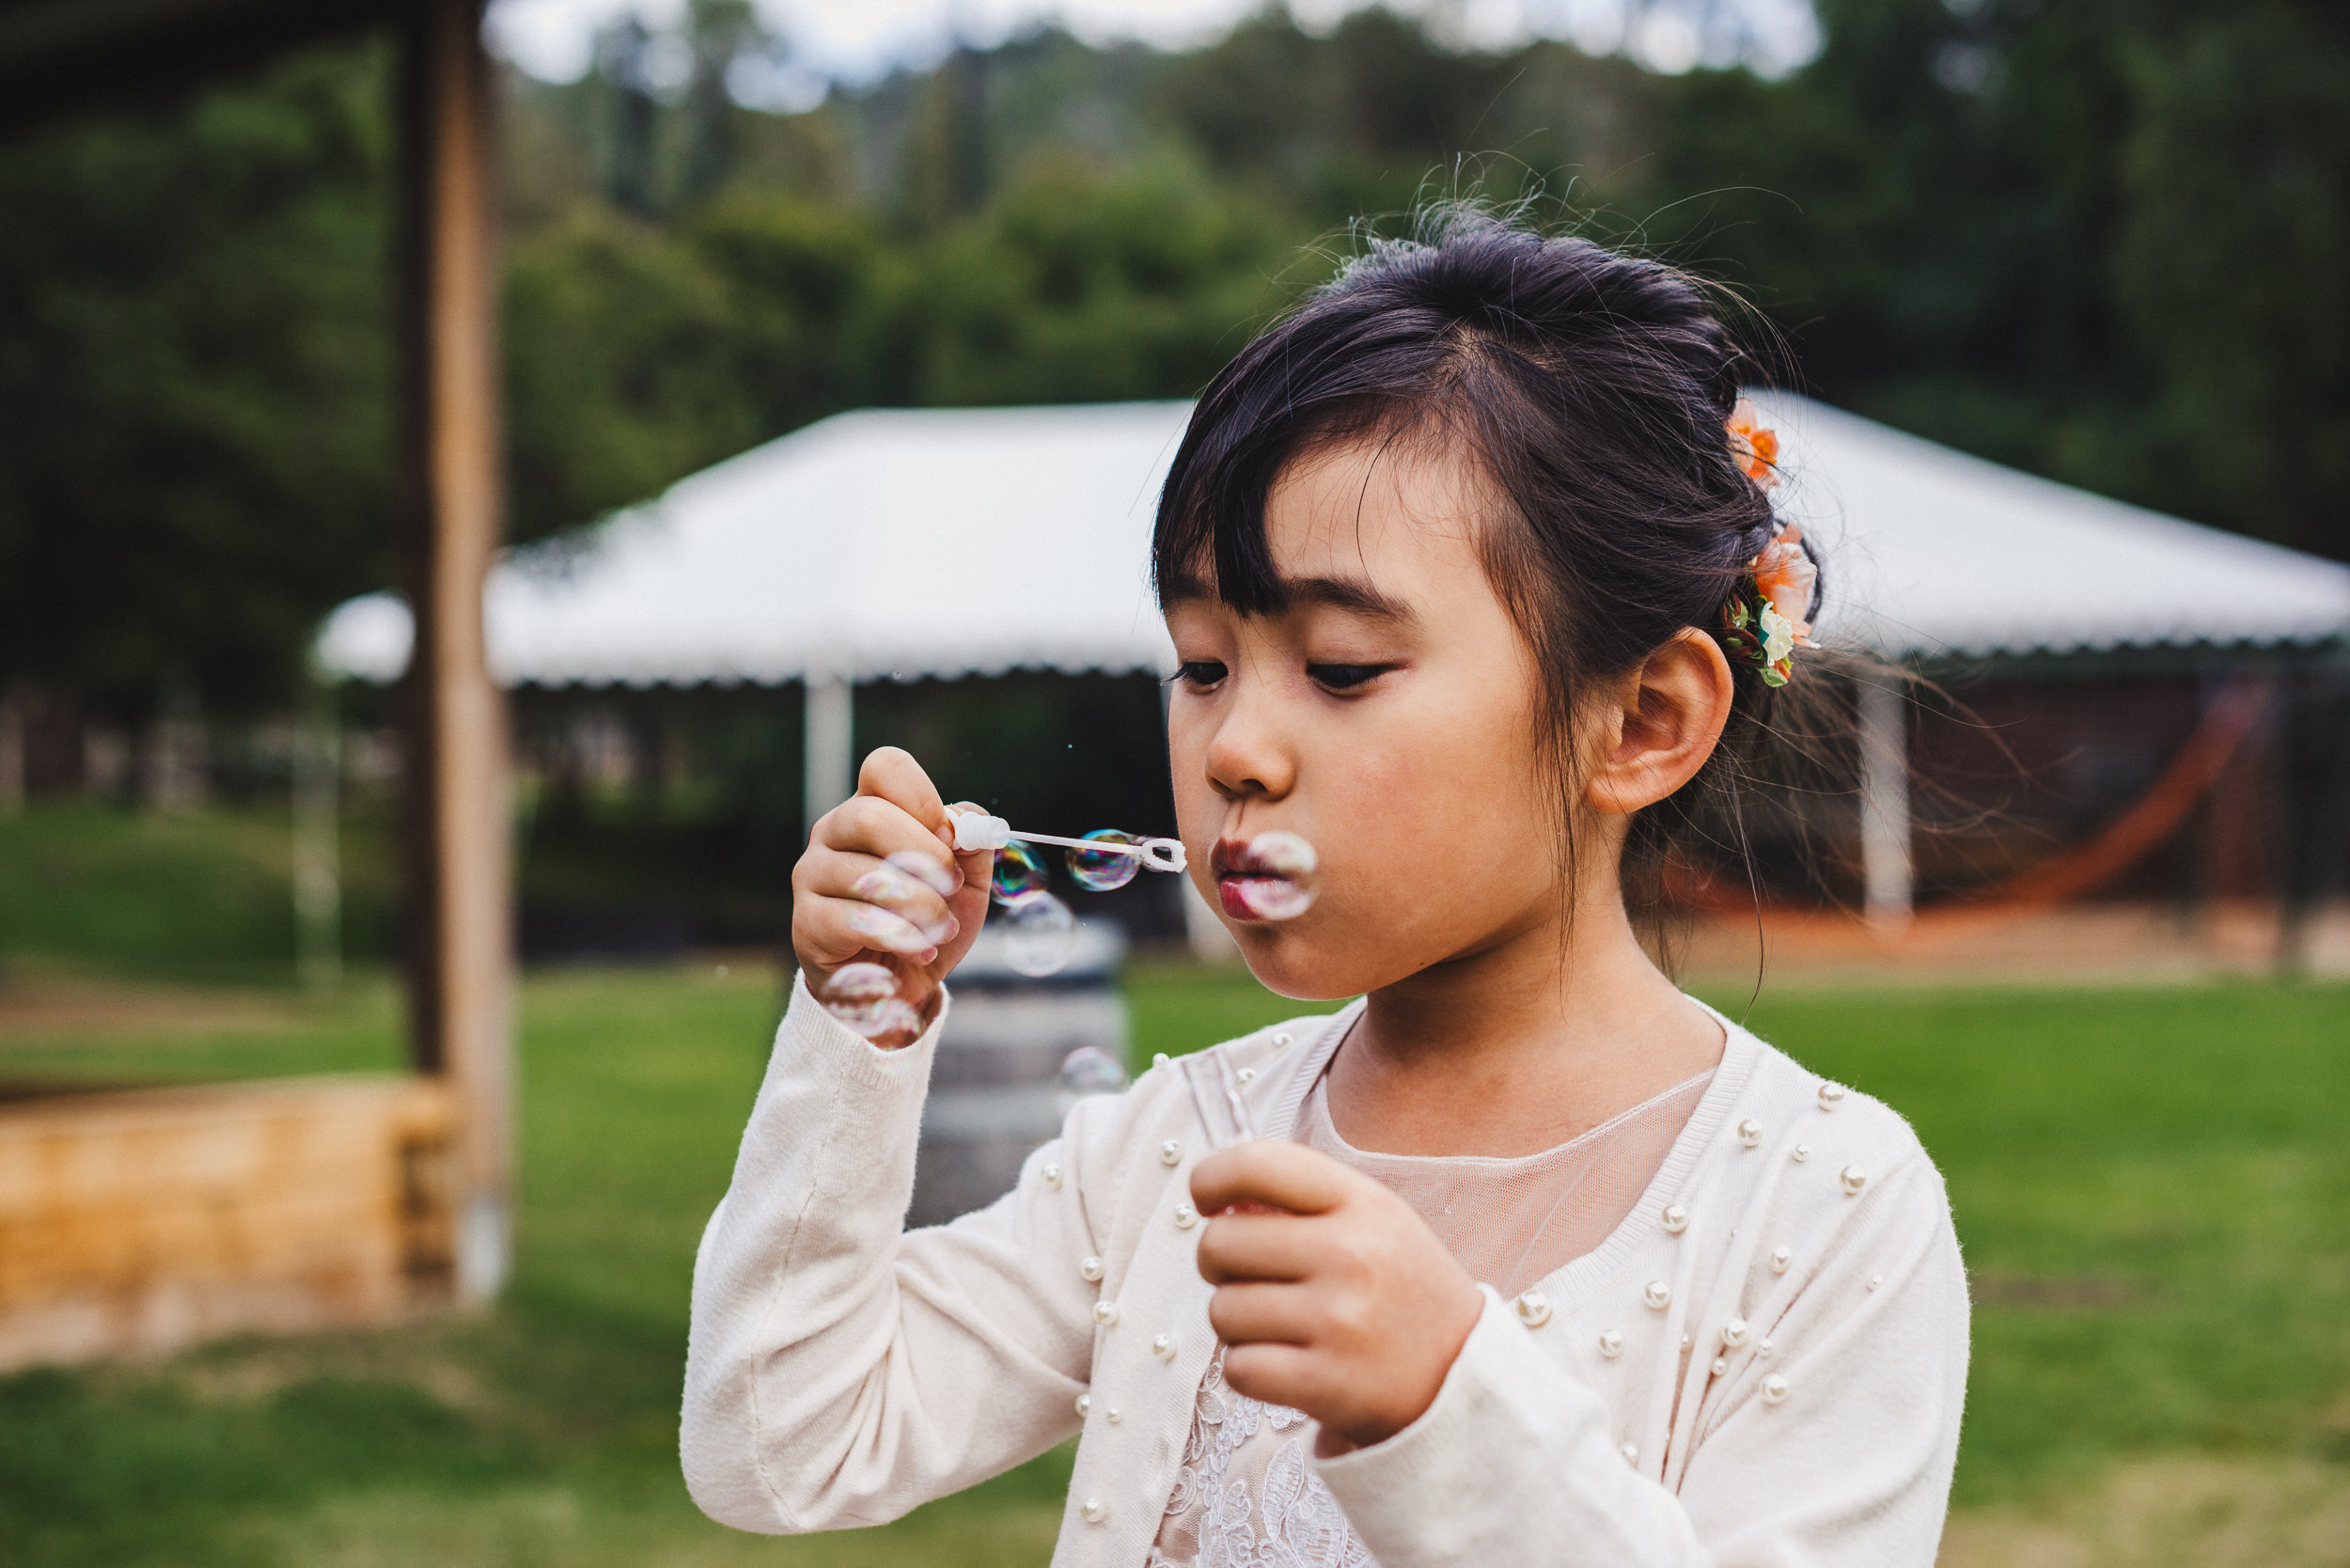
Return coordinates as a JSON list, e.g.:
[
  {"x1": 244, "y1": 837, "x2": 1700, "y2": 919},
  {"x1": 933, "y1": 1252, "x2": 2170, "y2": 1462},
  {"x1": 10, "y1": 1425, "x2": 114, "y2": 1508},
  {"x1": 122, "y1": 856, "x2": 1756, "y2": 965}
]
[{"x1": 682, "y1": 975, "x2": 1970, "y2": 1566}]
